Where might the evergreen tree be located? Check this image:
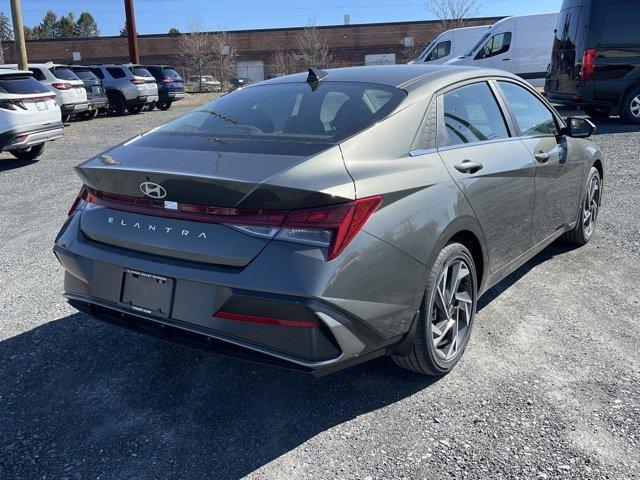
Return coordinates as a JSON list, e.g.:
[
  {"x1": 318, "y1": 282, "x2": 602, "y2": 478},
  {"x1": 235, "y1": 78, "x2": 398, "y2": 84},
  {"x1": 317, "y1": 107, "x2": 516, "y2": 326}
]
[
  {"x1": 37, "y1": 10, "x2": 59, "y2": 39},
  {"x1": 57, "y1": 13, "x2": 76, "y2": 38},
  {"x1": 168, "y1": 28, "x2": 180, "y2": 35},
  {"x1": 75, "y1": 12, "x2": 99, "y2": 37},
  {"x1": 0, "y1": 11, "x2": 13, "y2": 42}
]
